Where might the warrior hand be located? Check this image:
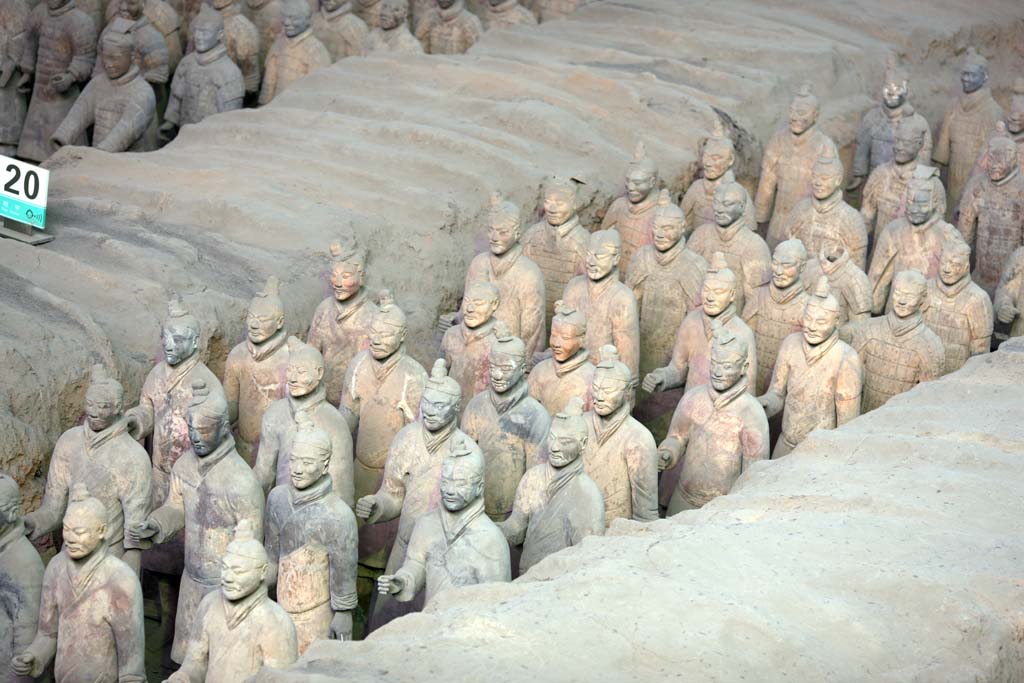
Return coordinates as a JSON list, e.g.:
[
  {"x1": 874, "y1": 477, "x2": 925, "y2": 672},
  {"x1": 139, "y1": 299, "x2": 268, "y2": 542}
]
[
  {"x1": 22, "y1": 515, "x2": 35, "y2": 537},
  {"x1": 16, "y1": 72, "x2": 32, "y2": 94},
  {"x1": 52, "y1": 72, "x2": 75, "y2": 93},
  {"x1": 11, "y1": 653, "x2": 35, "y2": 677},
  {"x1": 845, "y1": 175, "x2": 864, "y2": 192},
  {"x1": 124, "y1": 410, "x2": 144, "y2": 440},
  {"x1": 641, "y1": 370, "x2": 665, "y2": 394},
  {"x1": 436, "y1": 311, "x2": 458, "y2": 335},
  {"x1": 0, "y1": 61, "x2": 13, "y2": 88},
  {"x1": 377, "y1": 573, "x2": 404, "y2": 595},
  {"x1": 50, "y1": 134, "x2": 66, "y2": 149},
  {"x1": 997, "y1": 301, "x2": 1018, "y2": 324},
  {"x1": 158, "y1": 121, "x2": 177, "y2": 142},
  {"x1": 656, "y1": 437, "x2": 681, "y2": 472},
  {"x1": 128, "y1": 519, "x2": 159, "y2": 543},
  {"x1": 328, "y1": 611, "x2": 353, "y2": 640},
  {"x1": 355, "y1": 495, "x2": 379, "y2": 522}
]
